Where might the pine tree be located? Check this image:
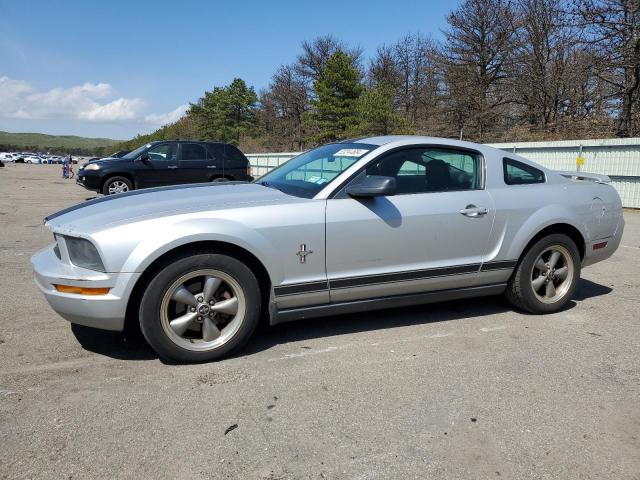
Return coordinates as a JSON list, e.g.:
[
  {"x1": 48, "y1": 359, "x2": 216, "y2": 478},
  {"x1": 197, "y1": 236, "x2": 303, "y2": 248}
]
[
  {"x1": 306, "y1": 51, "x2": 363, "y2": 143},
  {"x1": 351, "y1": 83, "x2": 411, "y2": 136},
  {"x1": 190, "y1": 78, "x2": 258, "y2": 144}
]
